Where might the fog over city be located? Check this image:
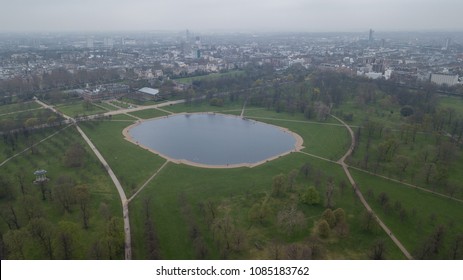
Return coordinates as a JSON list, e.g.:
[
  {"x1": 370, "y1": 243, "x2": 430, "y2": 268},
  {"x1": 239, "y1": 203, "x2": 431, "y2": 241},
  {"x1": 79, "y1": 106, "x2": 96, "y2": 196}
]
[{"x1": 2, "y1": 0, "x2": 463, "y2": 32}]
